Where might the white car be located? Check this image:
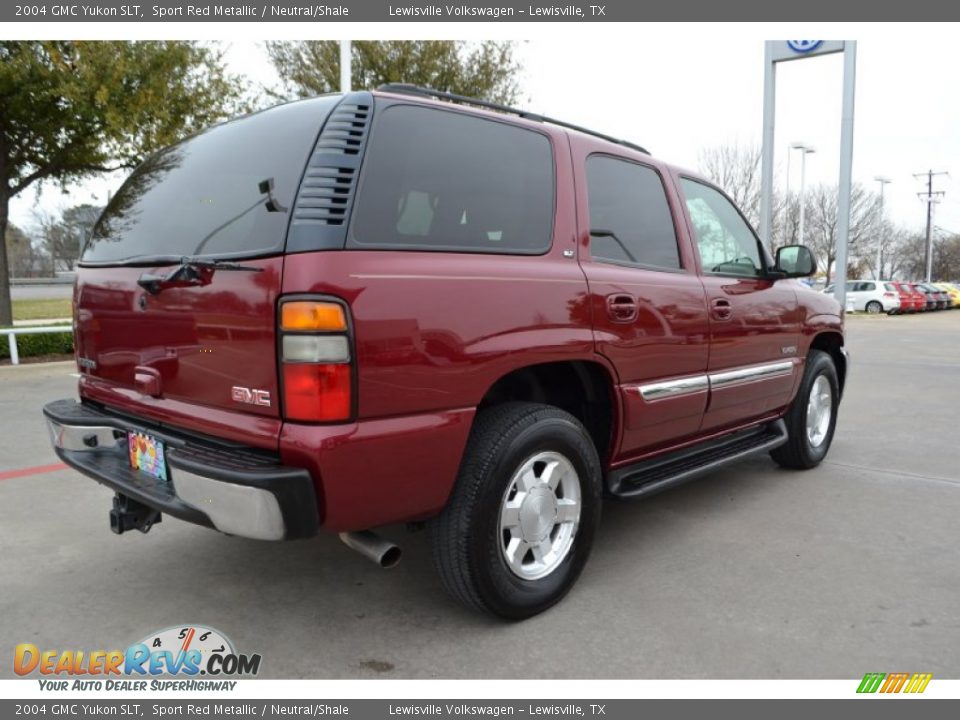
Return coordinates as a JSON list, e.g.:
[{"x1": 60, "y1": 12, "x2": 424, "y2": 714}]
[{"x1": 823, "y1": 280, "x2": 901, "y2": 314}]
